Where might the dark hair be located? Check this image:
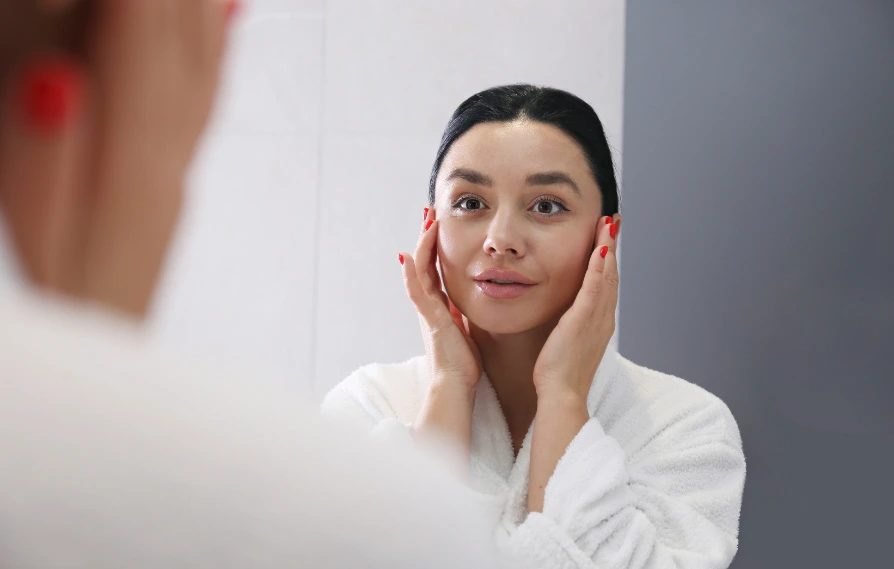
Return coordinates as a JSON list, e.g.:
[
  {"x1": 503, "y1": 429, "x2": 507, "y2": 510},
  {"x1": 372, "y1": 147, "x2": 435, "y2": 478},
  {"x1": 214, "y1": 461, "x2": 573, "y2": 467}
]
[{"x1": 429, "y1": 84, "x2": 619, "y2": 216}]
